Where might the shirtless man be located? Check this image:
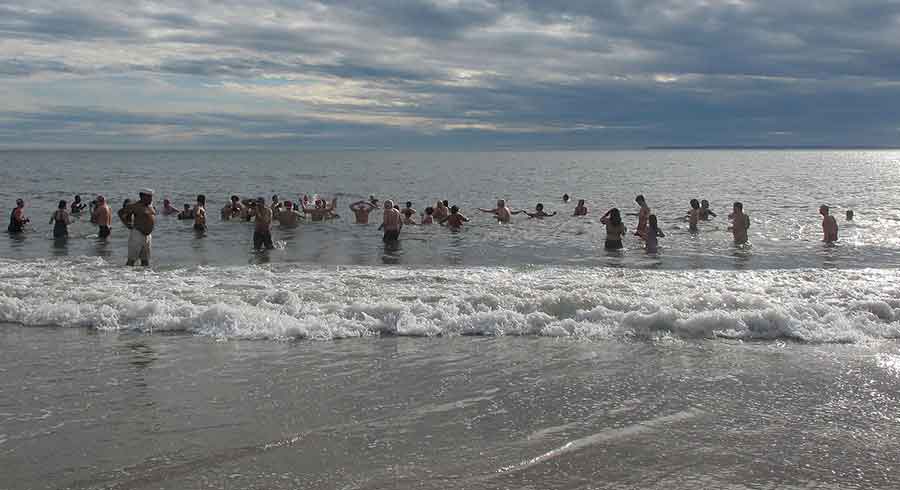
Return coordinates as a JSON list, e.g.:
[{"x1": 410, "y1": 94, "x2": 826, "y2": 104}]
[
  {"x1": 439, "y1": 205, "x2": 469, "y2": 230},
  {"x1": 573, "y1": 199, "x2": 588, "y2": 216},
  {"x1": 270, "y1": 195, "x2": 282, "y2": 214},
  {"x1": 820, "y1": 205, "x2": 838, "y2": 243},
  {"x1": 630, "y1": 195, "x2": 651, "y2": 237},
  {"x1": 302, "y1": 198, "x2": 337, "y2": 222},
  {"x1": 277, "y1": 201, "x2": 303, "y2": 227},
  {"x1": 478, "y1": 199, "x2": 519, "y2": 223},
  {"x1": 118, "y1": 189, "x2": 156, "y2": 266},
  {"x1": 401, "y1": 202, "x2": 417, "y2": 225},
  {"x1": 379, "y1": 199, "x2": 402, "y2": 242},
  {"x1": 700, "y1": 200, "x2": 717, "y2": 220},
  {"x1": 687, "y1": 199, "x2": 700, "y2": 232},
  {"x1": 221, "y1": 195, "x2": 243, "y2": 220},
  {"x1": 7, "y1": 199, "x2": 29, "y2": 234},
  {"x1": 349, "y1": 200, "x2": 378, "y2": 224},
  {"x1": 92, "y1": 195, "x2": 112, "y2": 238},
  {"x1": 523, "y1": 203, "x2": 557, "y2": 219},
  {"x1": 193, "y1": 195, "x2": 207, "y2": 233},
  {"x1": 71, "y1": 195, "x2": 87, "y2": 215},
  {"x1": 251, "y1": 197, "x2": 275, "y2": 250},
  {"x1": 728, "y1": 202, "x2": 750, "y2": 245},
  {"x1": 433, "y1": 200, "x2": 450, "y2": 222}
]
